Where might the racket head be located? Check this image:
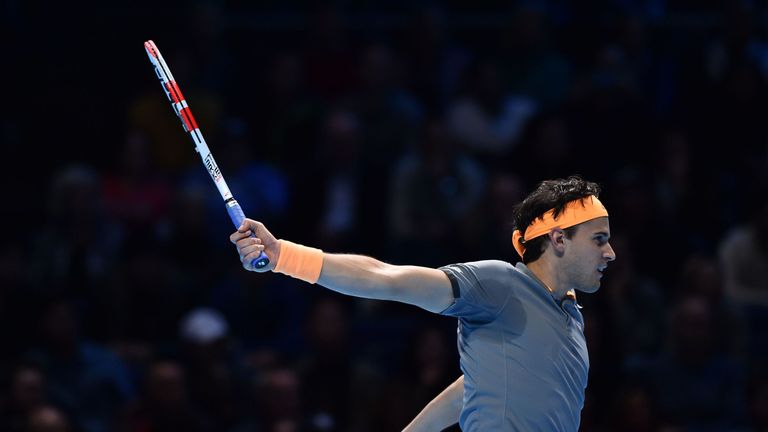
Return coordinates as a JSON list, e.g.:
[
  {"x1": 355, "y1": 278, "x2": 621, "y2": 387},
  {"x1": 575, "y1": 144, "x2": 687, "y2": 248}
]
[{"x1": 144, "y1": 40, "x2": 196, "y2": 133}]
